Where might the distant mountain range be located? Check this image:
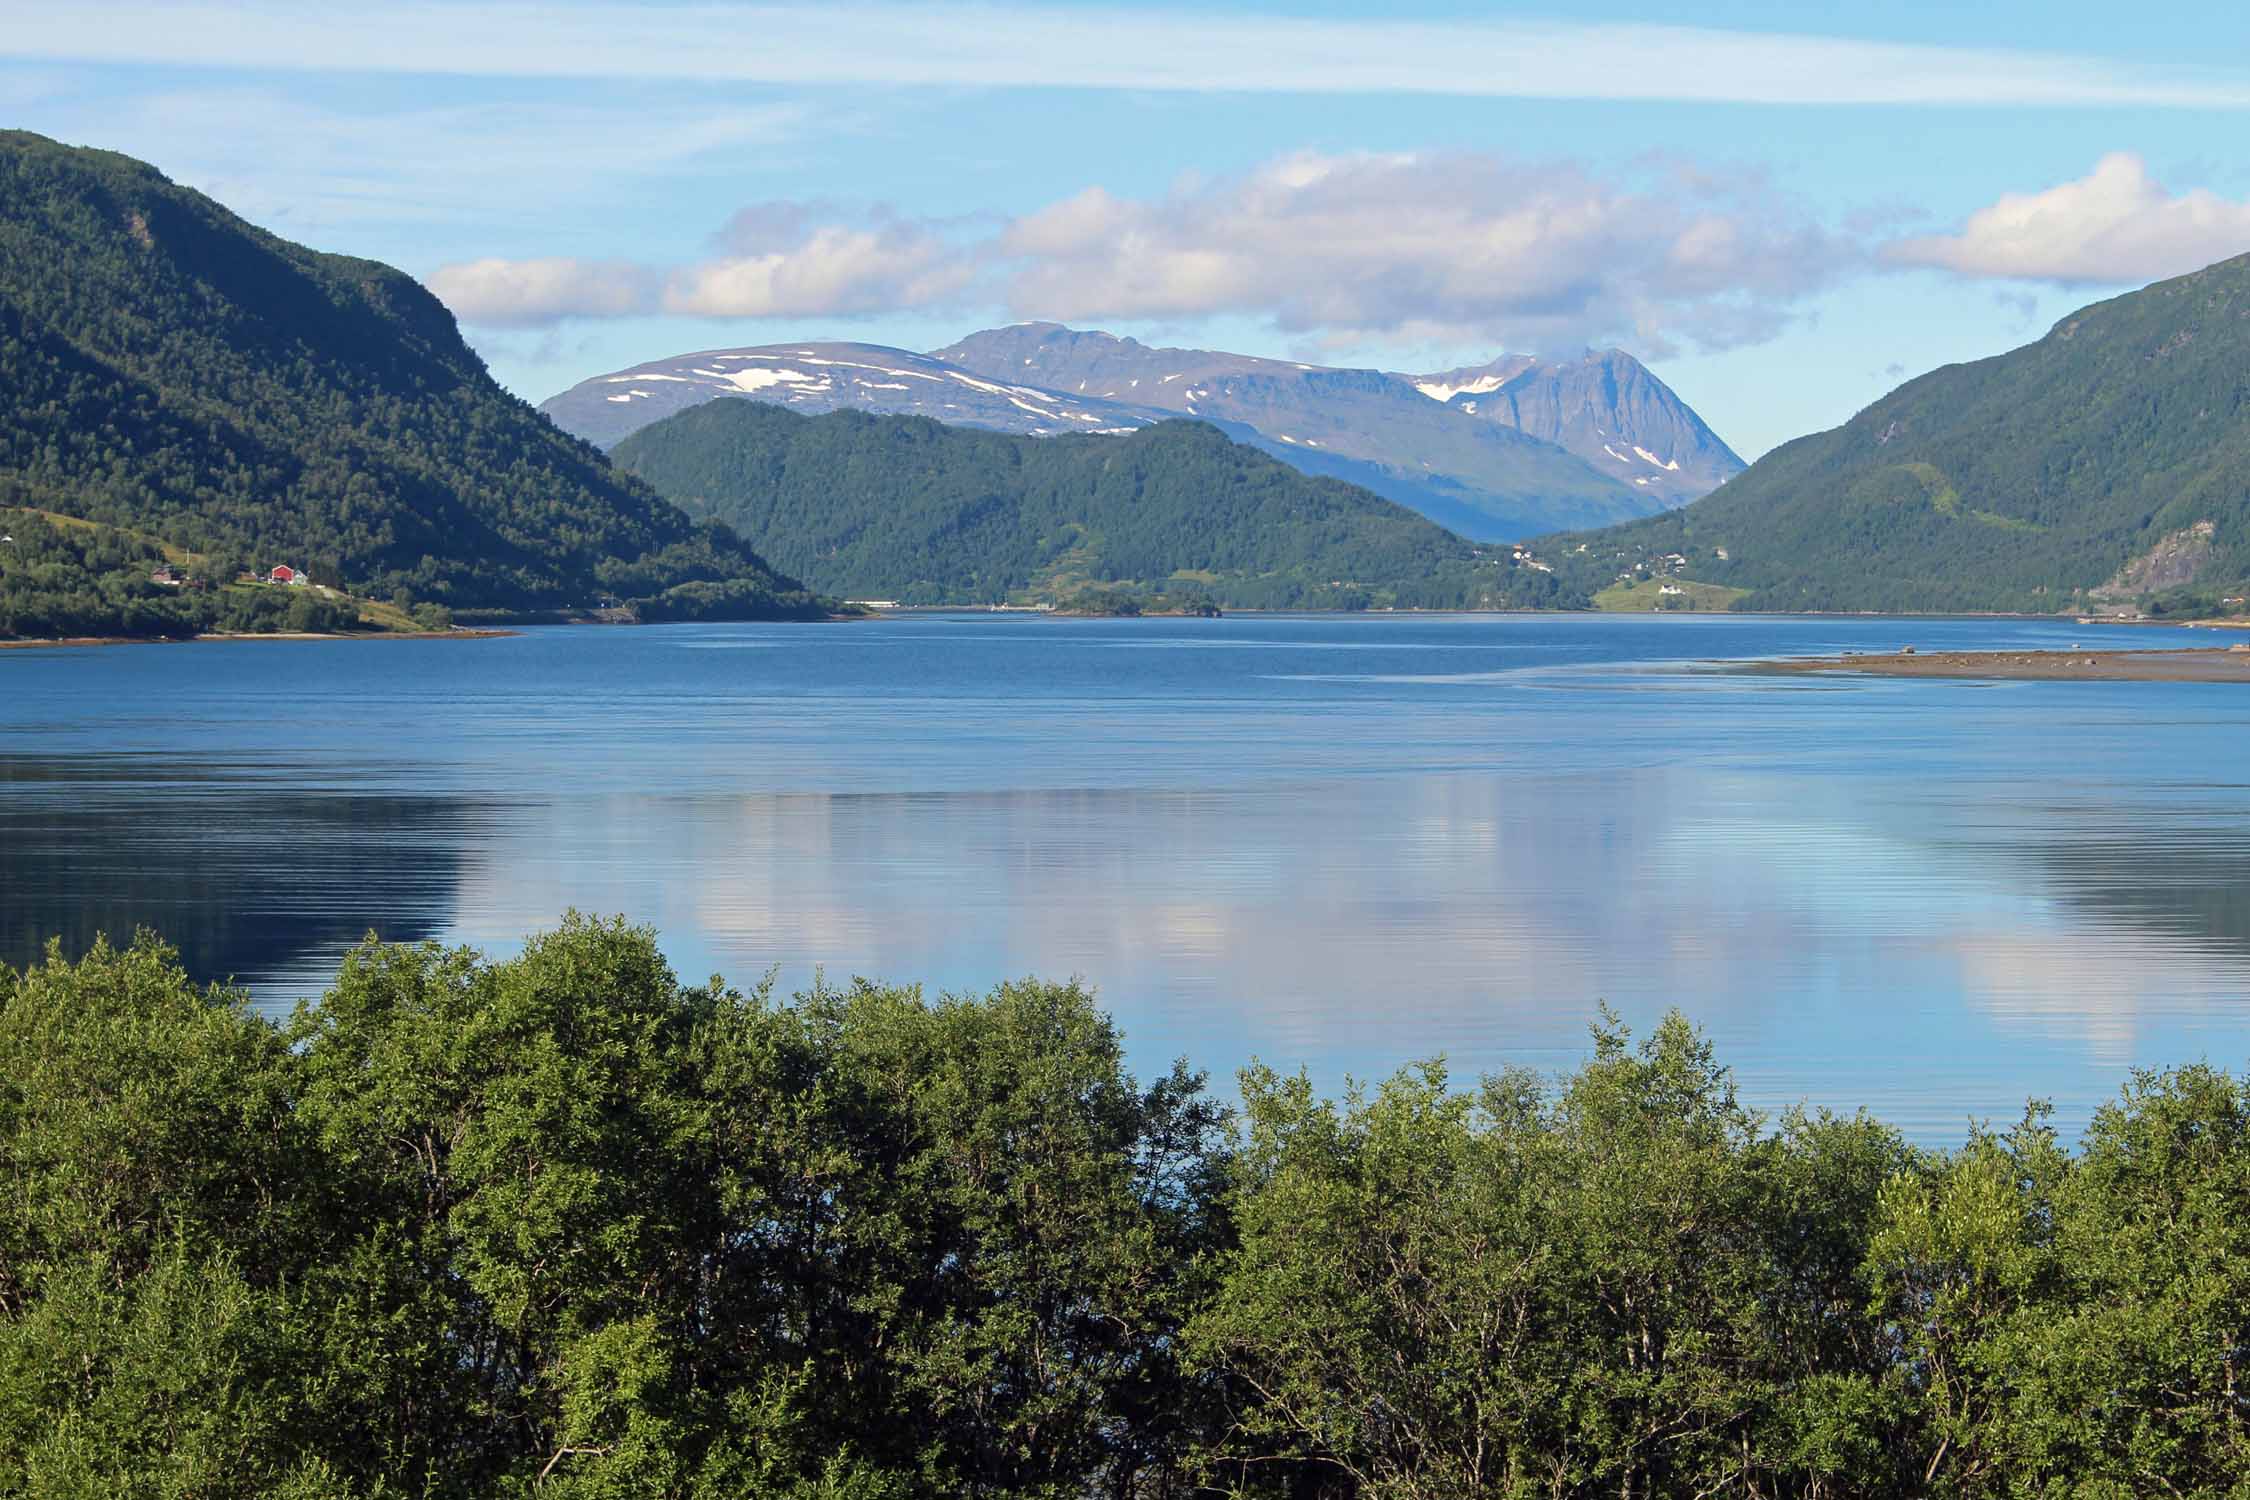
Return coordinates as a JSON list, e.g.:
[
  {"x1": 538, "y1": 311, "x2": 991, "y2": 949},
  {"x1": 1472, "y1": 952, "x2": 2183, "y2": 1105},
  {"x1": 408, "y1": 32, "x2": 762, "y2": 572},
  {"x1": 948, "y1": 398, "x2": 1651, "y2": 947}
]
[
  {"x1": 1545, "y1": 251, "x2": 2250, "y2": 614},
  {"x1": 541, "y1": 324, "x2": 1742, "y2": 541},
  {"x1": 611, "y1": 401, "x2": 1578, "y2": 611},
  {"x1": 0, "y1": 131, "x2": 824, "y2": 637}
]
